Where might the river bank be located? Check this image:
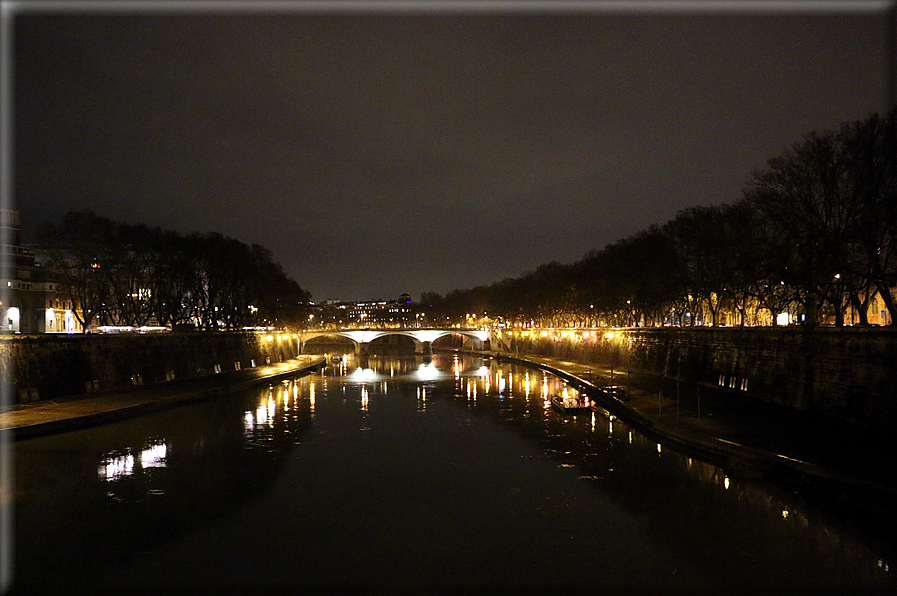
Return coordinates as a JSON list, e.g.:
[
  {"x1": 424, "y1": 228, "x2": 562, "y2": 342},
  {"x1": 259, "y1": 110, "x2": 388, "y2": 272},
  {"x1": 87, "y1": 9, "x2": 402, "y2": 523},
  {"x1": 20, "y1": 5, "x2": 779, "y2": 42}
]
[
  {"x1": 1, "y1": 331, "x2": 304, "y2": 405},
  {"x1": 0, "y1": 355, "x2": 325, "y2": 441},
  {"x1": 469, "y1": 349, "x2": 896, "y2": 502},
  {"x1": 496, "y1": 326, "x2": 897, "y2": 432}
]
